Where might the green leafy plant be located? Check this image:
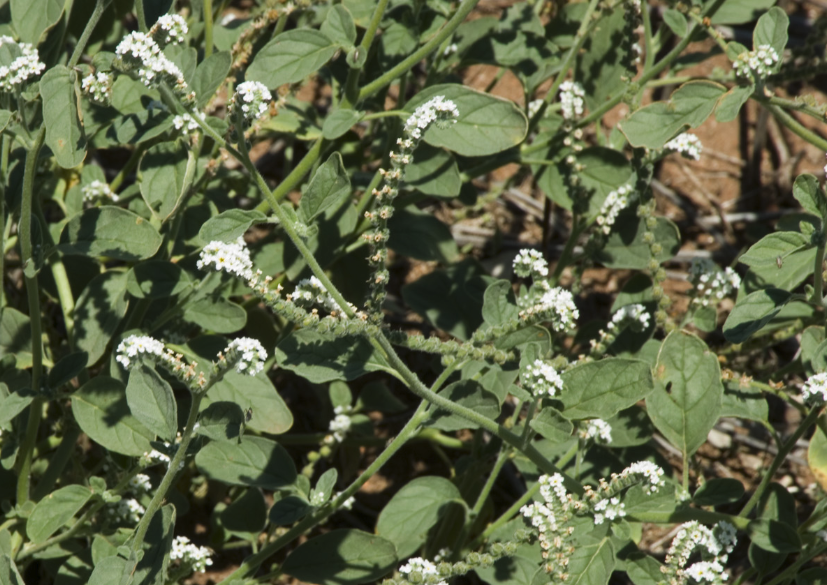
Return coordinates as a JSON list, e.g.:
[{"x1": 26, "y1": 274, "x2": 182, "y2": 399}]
[{"x1": 1, "y1": 1, "x2": 827, "y2": 585}]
